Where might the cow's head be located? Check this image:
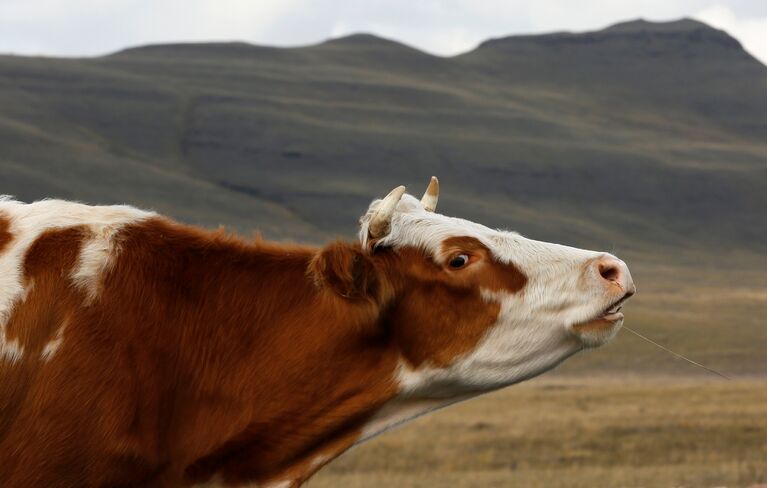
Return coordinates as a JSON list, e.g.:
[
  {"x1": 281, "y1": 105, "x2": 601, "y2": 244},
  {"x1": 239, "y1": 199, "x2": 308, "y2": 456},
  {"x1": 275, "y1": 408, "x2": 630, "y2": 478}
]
[{"x1": 353, "y1": 177, "x2": 635, "y2": 398}]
